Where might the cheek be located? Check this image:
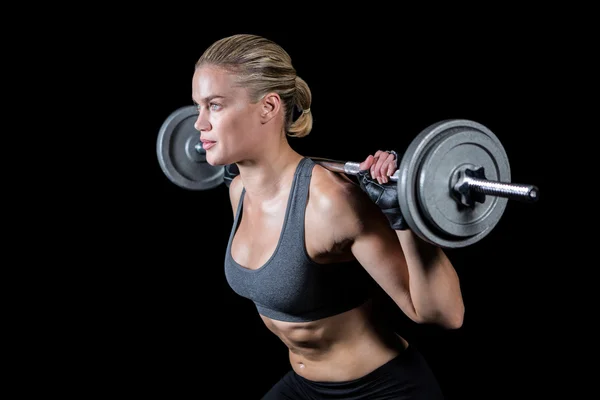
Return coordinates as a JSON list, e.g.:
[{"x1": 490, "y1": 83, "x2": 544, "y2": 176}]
[{"x1": 217, "y1": 108, "x2": 257, "y2": 141}]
